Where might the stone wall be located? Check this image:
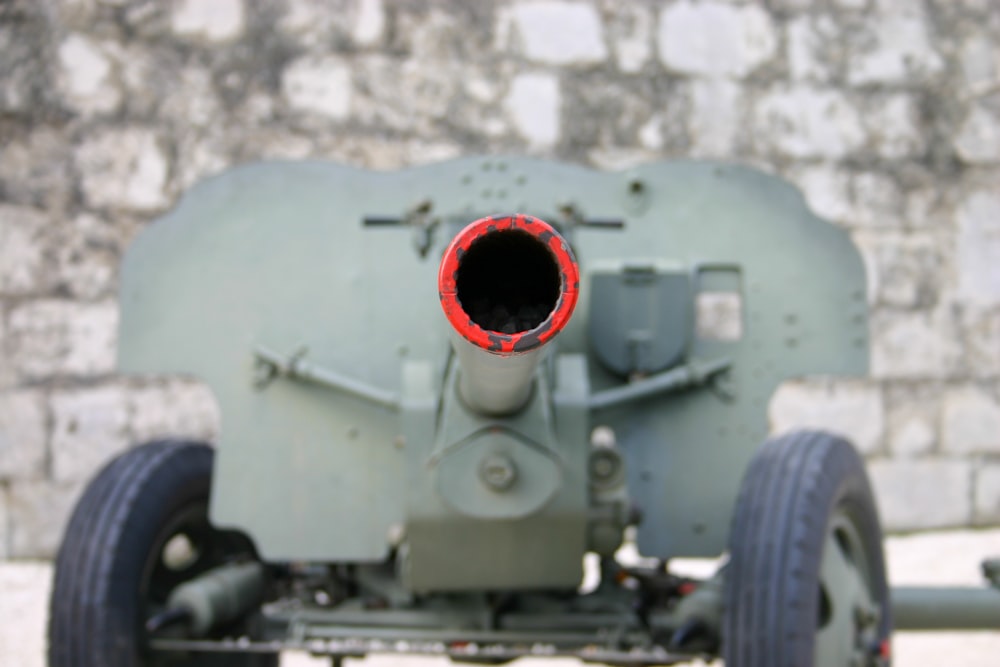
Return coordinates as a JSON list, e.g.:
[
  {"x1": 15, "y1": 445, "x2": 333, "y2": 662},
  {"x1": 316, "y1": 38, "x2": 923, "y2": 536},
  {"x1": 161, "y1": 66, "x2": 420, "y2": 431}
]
[{"x1": 0, "y1": 0, "x2": 998, "y2": 558}]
